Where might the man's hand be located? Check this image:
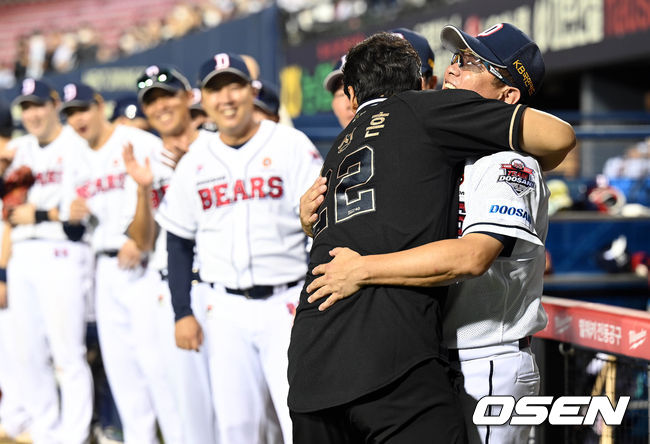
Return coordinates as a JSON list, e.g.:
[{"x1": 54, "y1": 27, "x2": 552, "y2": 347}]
[
  {"x1": 0, "y1": 282, "x2": 7, "y2": 309},
  {"x1": 123, "y1": 142, "x2": 153, "y2": 187},
  {"x1": 8, "y1": 203, "x2": 36, "y2": 225},
  {"x1": 175, "y1": 315, "x2": 203, "y2": 351},
  {"x1": 117, "y1": 238, "x2": 142, "y2": 270},
  {"x1": 161, "y1": 137, "x2": 191, "y2": 170},
  {"x1": 307, "y1": 247, "x2": 364, "y2": 311},
  {"x1": 299, "y1": 176, "x2": 327, "y2": 237},
  {"x1": 69, "y1": 198, "x2": 90, "y2": 224}
]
